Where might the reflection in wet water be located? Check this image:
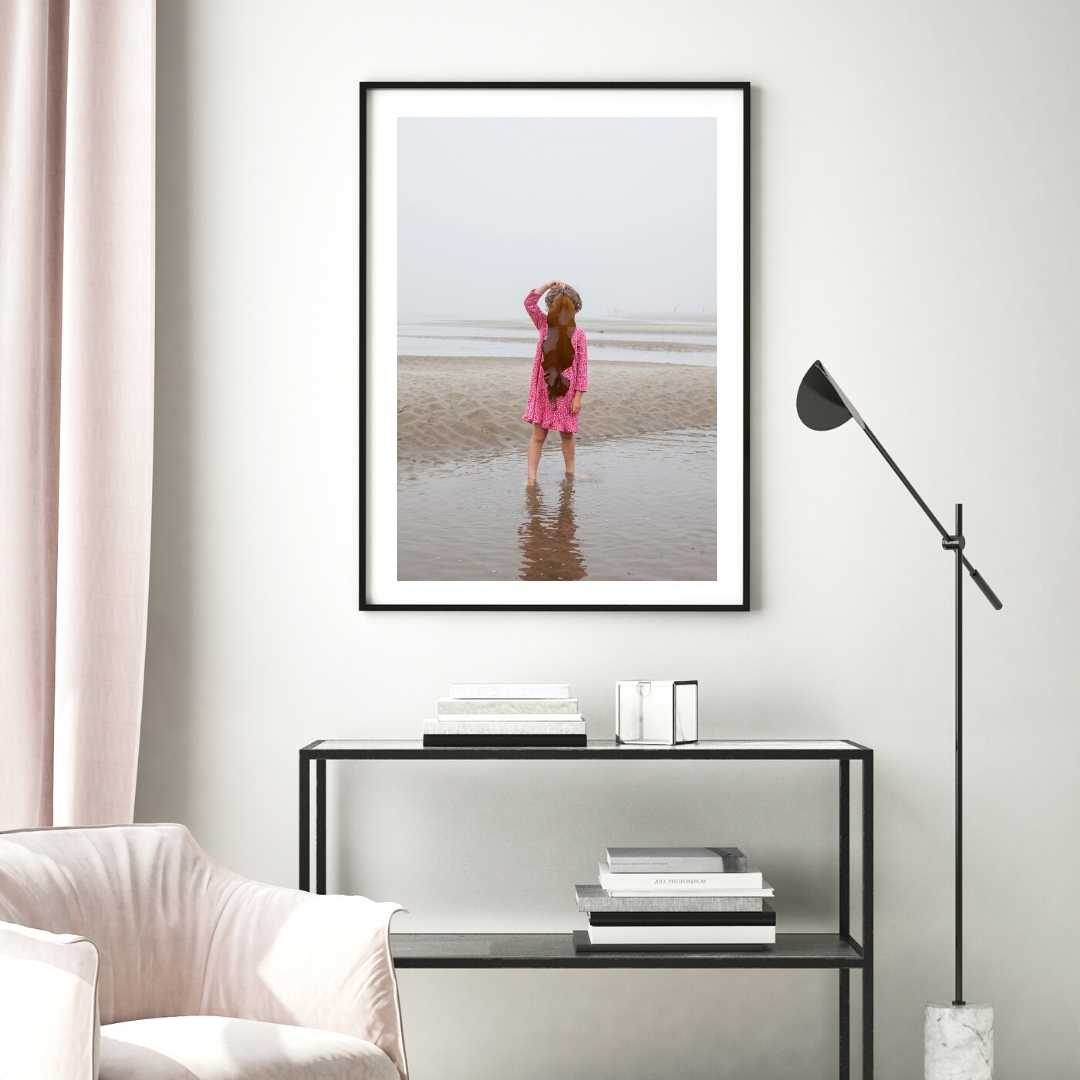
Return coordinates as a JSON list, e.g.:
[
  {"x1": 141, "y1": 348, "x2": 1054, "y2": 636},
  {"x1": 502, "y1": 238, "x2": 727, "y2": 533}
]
[
  {"x1": 398, "y1": 429, "x2": 716, "y2": 581},
  {"x1": 518, "y1": 479, "x2": 587, "y2": 581}
]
